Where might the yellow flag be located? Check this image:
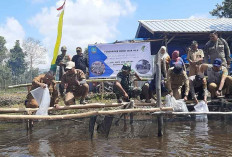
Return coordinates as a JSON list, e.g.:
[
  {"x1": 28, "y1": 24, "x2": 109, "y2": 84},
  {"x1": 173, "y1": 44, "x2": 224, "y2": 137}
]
[{"x1": 51, "y1": 10, "x2": 64, "y2": 69}]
